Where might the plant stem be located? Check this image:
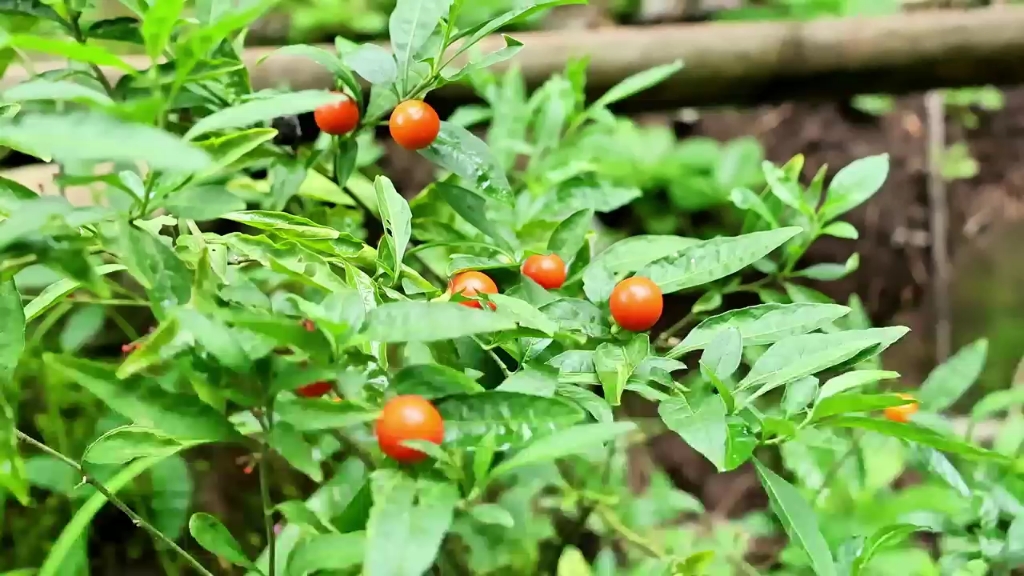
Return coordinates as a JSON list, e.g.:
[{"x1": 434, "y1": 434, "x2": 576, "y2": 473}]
[
  {"x1": 15, "y1": 430, "x2": 215, "y2": 576},
  {"x1": 64, "y1": 8, "x2": 115, "y2": 97},
  {"x1": 596, "y1": 506, "x2": 664, "y2": 559},
  {"x1": 655, "y1": 310, "x2": 696, "y2": 347},
  {"x1": 258, "y1": 402, "x2": 277, "y2": 576}
]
